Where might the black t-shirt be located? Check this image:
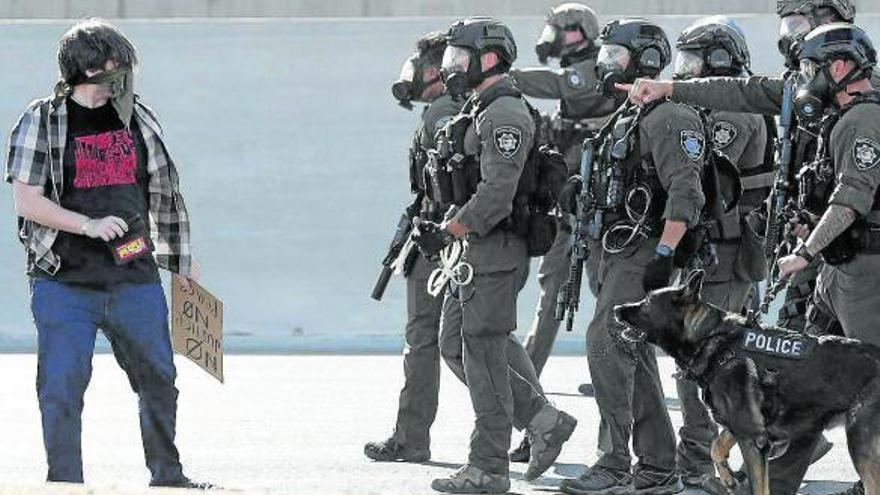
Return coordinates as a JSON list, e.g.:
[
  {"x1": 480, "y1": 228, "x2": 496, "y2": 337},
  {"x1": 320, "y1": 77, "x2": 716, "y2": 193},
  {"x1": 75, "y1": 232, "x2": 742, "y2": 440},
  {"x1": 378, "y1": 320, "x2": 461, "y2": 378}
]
[{"x1": 41, "y1": 98, "x2": 160, "y2": 286}]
